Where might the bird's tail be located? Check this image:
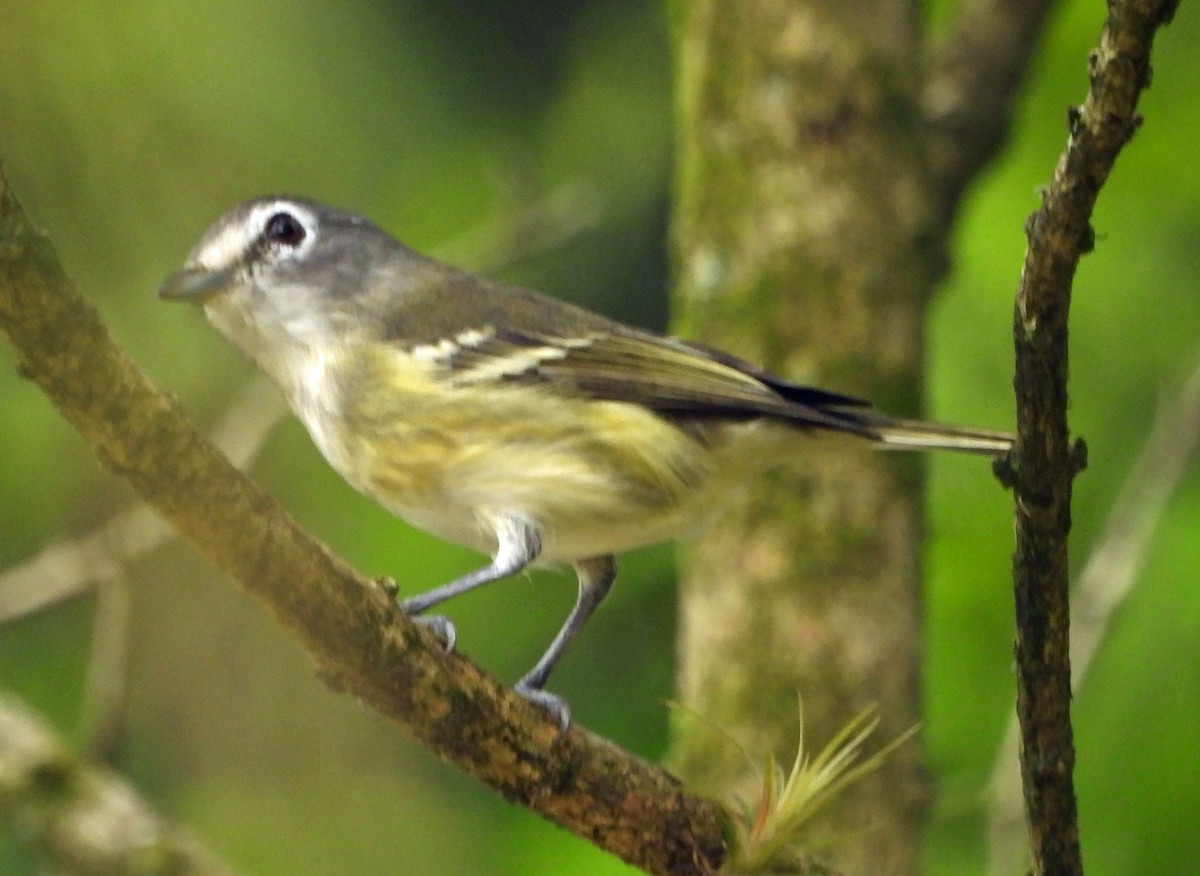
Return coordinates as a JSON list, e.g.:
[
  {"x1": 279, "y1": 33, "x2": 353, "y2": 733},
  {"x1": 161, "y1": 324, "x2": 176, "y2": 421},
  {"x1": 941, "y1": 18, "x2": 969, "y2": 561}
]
[{"x1": 855, "y1": 413, "x2": 1014, "y2": 456}]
